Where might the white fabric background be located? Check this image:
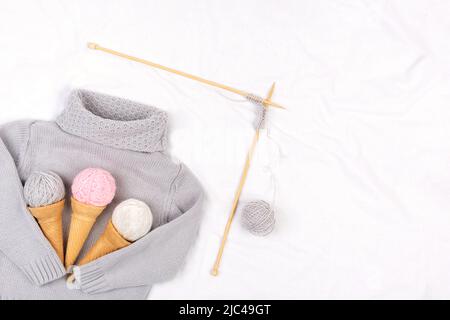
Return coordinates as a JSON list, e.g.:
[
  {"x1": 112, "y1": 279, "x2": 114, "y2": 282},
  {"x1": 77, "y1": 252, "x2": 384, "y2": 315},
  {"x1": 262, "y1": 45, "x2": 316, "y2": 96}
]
[{"x1": 1, "y1": 0, "x2": 450, "y2": 299}]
